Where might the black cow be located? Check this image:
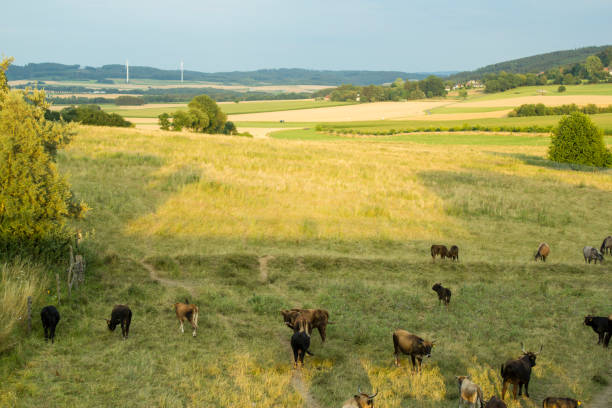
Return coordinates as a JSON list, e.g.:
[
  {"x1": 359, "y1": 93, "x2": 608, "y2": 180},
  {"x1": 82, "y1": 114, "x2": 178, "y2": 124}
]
[
  {"x1": 584, "y1": 315, "x2": 611, "y2": 347},
  {"x1": 432, "y1": 283, "x2": 451, "y2": 306},
  {"x1": 40, "y1": 306, "x2": 60, "y2": 343},
  {"x1": 500, "y1": 343, "x2": 542, "y2": 400},
  {"x1": 484, "y1": 396, "x2": 507, "y2": 408},
  {"x1": 106, "y1": 305, "x2": 132, "y2": 339},
  {"x1": 542, "y1": 397, "x2": 582, "y2": 408},
  {"x1": 290, "y1": 317, "x2": 313, "y2": 368}
]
